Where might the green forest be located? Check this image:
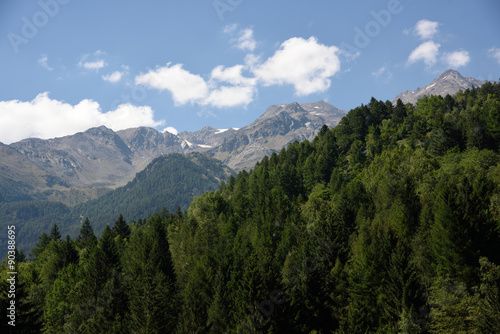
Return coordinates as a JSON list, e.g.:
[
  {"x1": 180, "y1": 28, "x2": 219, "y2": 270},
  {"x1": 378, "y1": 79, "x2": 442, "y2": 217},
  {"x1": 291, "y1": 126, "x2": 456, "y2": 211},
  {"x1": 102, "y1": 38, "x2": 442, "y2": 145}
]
[
  {"x1": 0, "y1": 152, "x2": 233, "y2": 258},
  {"x1": 2, "y1": 82, "x2": 500, "y2": 333}
]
